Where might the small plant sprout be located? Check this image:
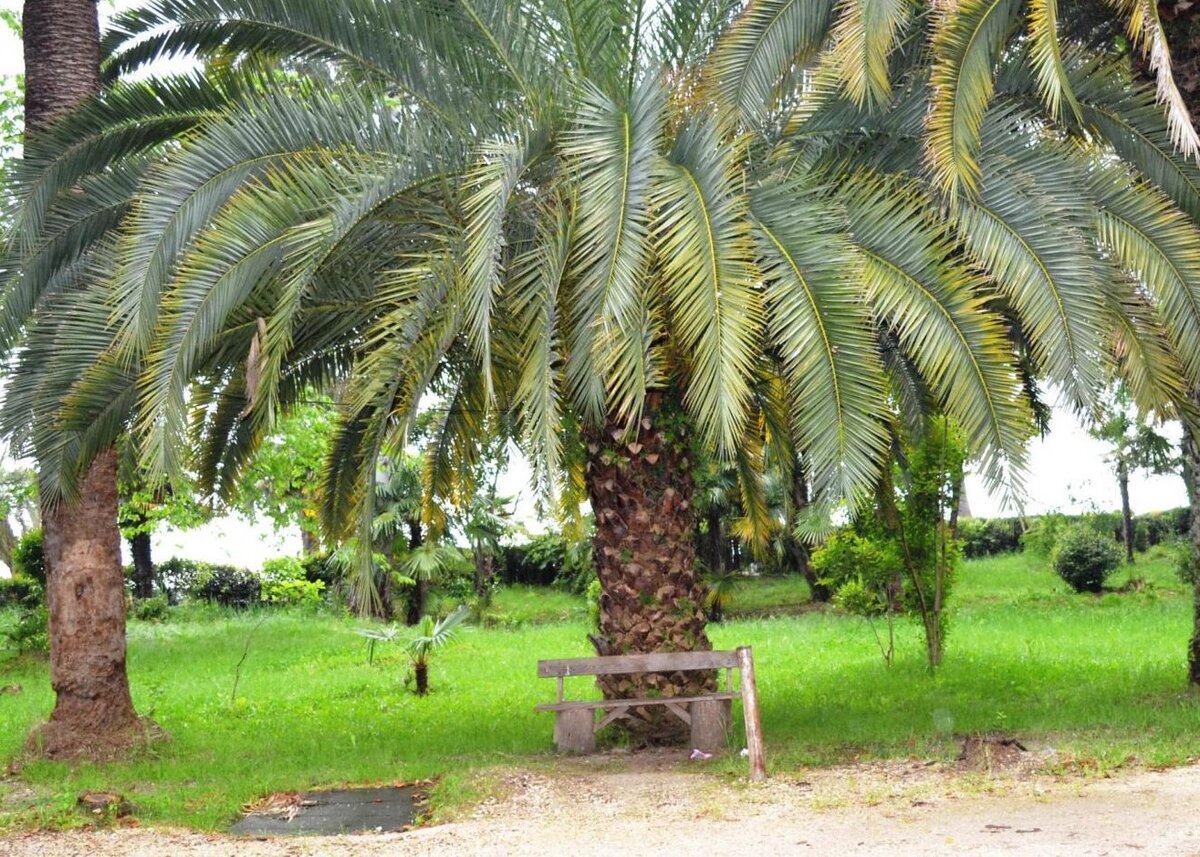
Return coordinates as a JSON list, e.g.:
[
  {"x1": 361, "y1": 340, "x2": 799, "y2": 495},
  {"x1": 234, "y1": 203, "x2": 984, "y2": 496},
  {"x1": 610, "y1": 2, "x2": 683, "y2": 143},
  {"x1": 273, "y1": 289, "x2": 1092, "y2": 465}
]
[{"x1": 407, "y1": 606, "x2": 469, "y2": 696}]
